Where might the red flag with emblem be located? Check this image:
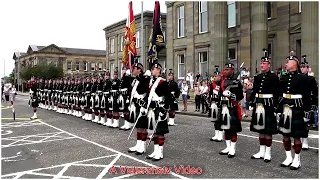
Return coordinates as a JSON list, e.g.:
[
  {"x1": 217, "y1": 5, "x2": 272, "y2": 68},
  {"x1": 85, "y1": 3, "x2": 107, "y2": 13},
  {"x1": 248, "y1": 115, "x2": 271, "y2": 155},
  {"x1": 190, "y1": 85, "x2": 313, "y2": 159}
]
[{"x1": 122, "y1": 1, "x2": 137, "y2": 69}]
